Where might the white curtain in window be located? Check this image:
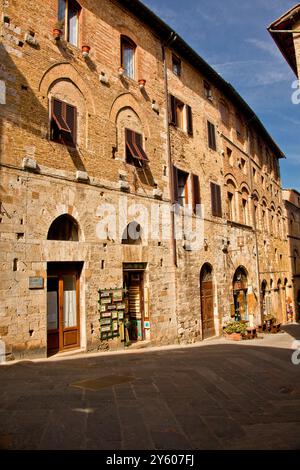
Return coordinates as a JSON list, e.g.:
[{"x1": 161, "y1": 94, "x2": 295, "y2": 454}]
[
  {"x1": 68, "y1": 7, "x2": 78, "y2": 46},
  {"x1": 123, "y1": 46, "x2": 134, "y2": 79},
  {"x1": 63, "y1": 275, "x2": 77, "y2": 327}
]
